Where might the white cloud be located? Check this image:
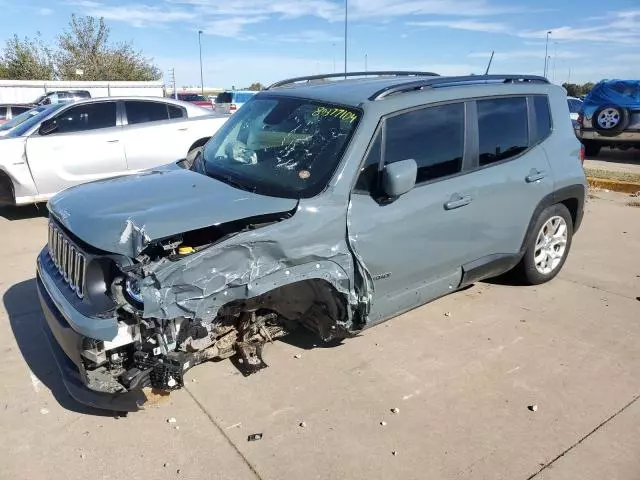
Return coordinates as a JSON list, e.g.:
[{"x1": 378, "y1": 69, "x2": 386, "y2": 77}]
[
  {"x1": 276, "y1": 30, "x2": 343, "y2": 43},
  {"x1": 468, "y1": 50, "x2": 585, "y2": 61},
  {"x1": 409, "y1": 19, "x2": 509, "y2": 33},
  {"x1": 37, "y1": 7, "x2": 54, "y2": 15}
]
